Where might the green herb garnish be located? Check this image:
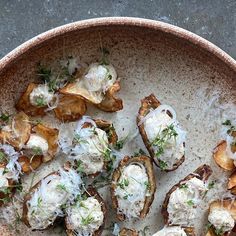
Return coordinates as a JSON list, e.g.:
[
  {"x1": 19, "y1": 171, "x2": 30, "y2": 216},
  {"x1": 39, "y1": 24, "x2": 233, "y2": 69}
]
[
  {"x1": 159, "y1": 160, "x2": 168, "y2": 170},
  {"x1": 215, "y1": 227, "x2": 224, "y2": 235},
  {"x1": 81, "y1": 214, "x2": 94, "y2": 226},
  {"x1": 152, "y1": 124, "x2": 178, "y2": 158},
  {"x1": 186, "y1": 199, "x2": 194, "y2": 206},
  {"x1": 35, "y1": 97, "x2": 46, "y2": 107},
  {"x1": 208, "y1": 181, "x2": 215, "y2": 189},
  {"x1": 180, "y1": 184, "x2": 188, "y2": 189},
  {"x1": 56, "y1": 184, "x2": 68, "y2": 192},
  {"x1": 73, "y1": 134, "x2": 88, "y2": 145},
  {"x1": 0, "y1": 112, "x2": 10, "y2": 122},
  {"x1": 76, "y1": 160, "x2": 84, "y2": 173},
  {"x1": 133, "y1": 148, "x2": 146, "y2": 157},
  {"x1": 117, "y1": 178, "x2": 129, "y2": 189},
  {"x1": 32, "y1": 146, "x2": 43, "y2": 155},
  {"x1": 0, "y1": 151, "x2": 7, "y2": 163},
  {"x1": 123, "y1": 193, "x2": 133, "y2": 200},
  {"x1": 144, "y1": 181, "x2": 151, "y2": 190}
]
